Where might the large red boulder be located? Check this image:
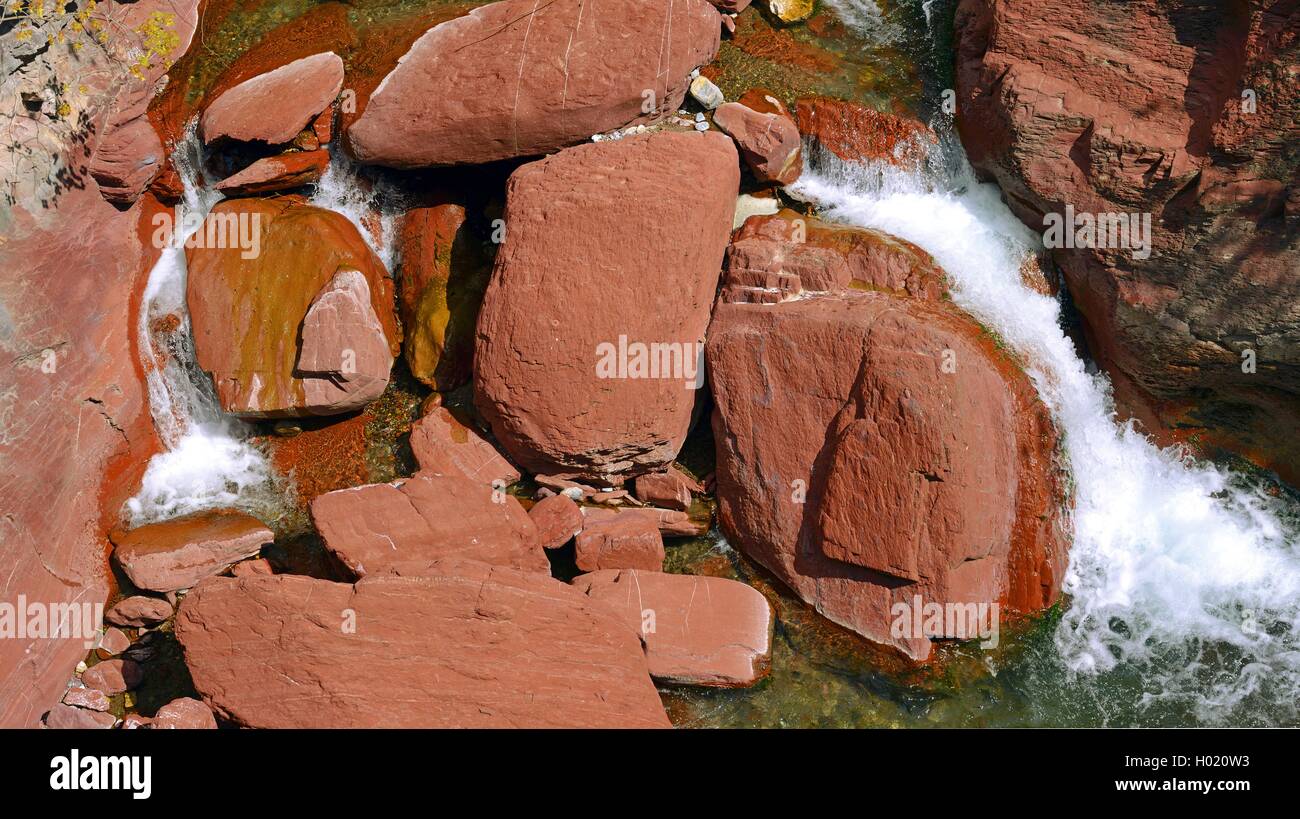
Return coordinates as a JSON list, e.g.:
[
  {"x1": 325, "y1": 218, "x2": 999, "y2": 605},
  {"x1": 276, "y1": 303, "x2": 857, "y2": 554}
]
[
  {"x1": 475, "y1": 130, "x2": 739, "y2": 482},
  {"x1": 708, "y1": 222, "x2": 1068, "y2": 660},
  {"x1": 186, "y1": 197, "x2": 400, "y2": 417},
  {"x1": 201, "y1": 52, "x2": 345, "y2": 146},
  {"x1": 110, "y1": 511, "x2": 273, "y2": 593},
  {"x1": 346, "y1": 0, "x2": 722, "y2": 167},
  {"x1": 174, "y1": 564, "x2": 671, "y2": 727},
  {"x1": 955, "y1": 0, "x2": 1300, "y2": 482},
  {"x1": 574, "y1": 569, "x2": 773, "y2": 687},
  {"x1": 712, "y1": 100, "x2": 803, "y2": 185},
  {"x1": 310, "y1": 472, "x2": 547, "y2": 577}
]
